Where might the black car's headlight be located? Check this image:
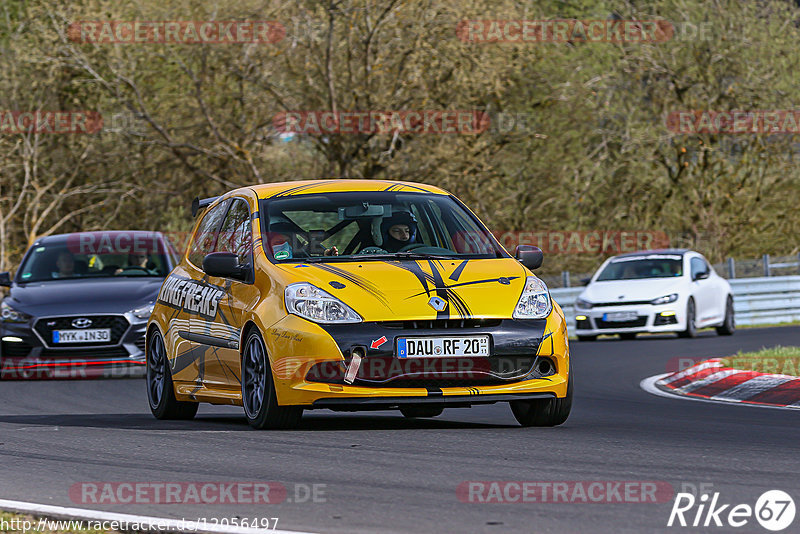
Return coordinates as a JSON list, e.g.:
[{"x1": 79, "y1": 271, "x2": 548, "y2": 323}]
[
  {"x1": 285, "y1": 283, "x2": 362, "y2": 324},
  {"x1": 513, "y1": 277, "x2": 552, "y2": 319},
  {"x1": 575, "y1": 298, "x2": 593, "y2": 310},
  {"x1": 130, "y1": 303, "x2": 155, "y2": 320},
  {"x1": 1, "y1": 301, "x2": 31, "y2": 323},
  {"x1": 651, "y1": 293, "x2": 678, "y2": 305}
]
